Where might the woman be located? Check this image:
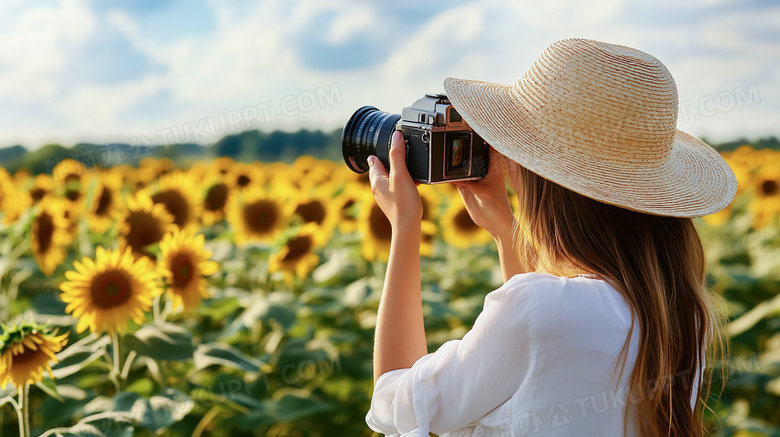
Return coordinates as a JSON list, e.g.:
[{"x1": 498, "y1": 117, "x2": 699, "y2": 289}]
[{"x1": 364, "y1": 39, "x2": 735, "y2": 436}]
